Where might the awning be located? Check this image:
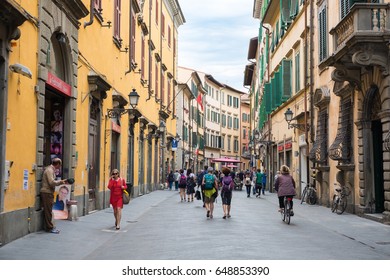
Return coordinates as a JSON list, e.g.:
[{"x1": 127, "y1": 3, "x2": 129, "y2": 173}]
[
  {"x1": 225, "y1": 164, "x2": 238, "y2": 168},
  {"x1": 211, "y1": 157, "x2": 242, "y2": 163}
]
